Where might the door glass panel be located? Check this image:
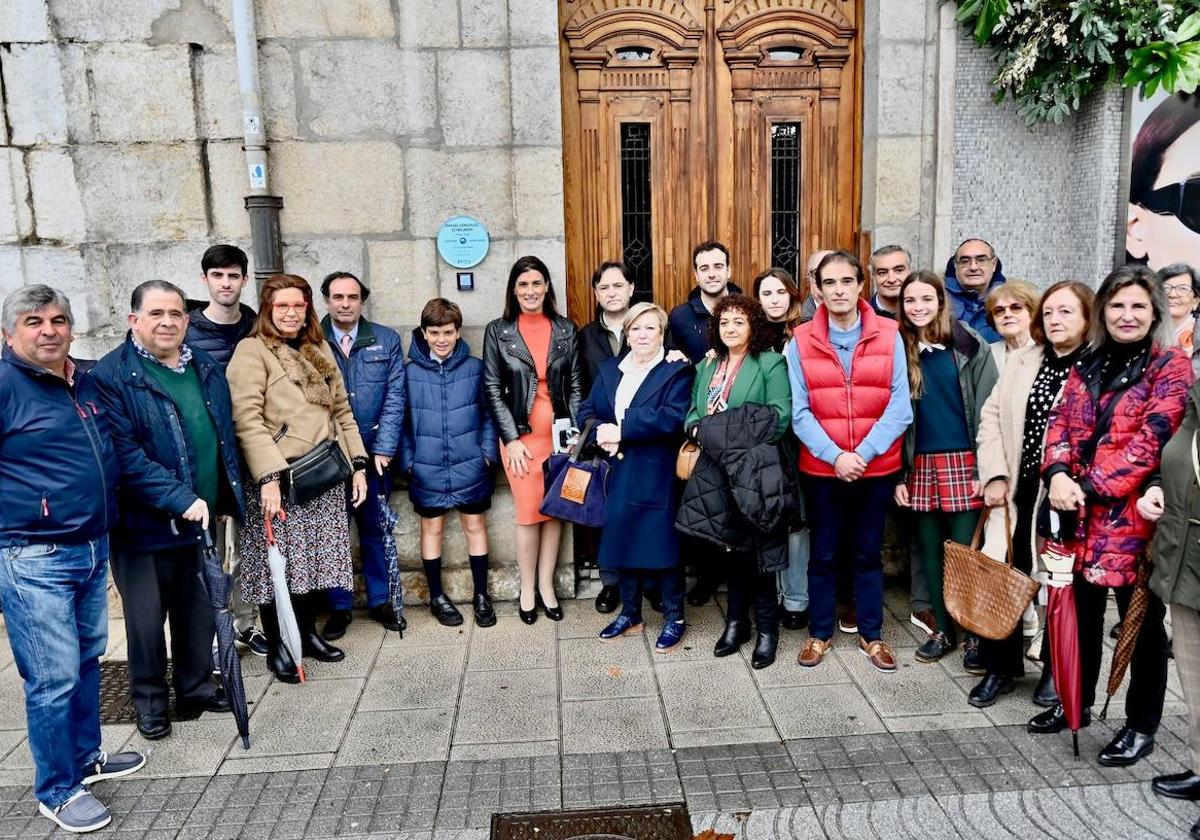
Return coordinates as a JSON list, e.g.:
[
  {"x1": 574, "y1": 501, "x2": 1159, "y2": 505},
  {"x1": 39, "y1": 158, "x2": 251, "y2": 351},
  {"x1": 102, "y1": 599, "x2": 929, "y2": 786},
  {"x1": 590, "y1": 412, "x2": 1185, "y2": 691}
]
[
  {"x1": 770, "y1": 122, "x2": 802, "y2": 279},
  {"x1": 619, "y1": 122, "x2": 654, "y2": 303}
]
